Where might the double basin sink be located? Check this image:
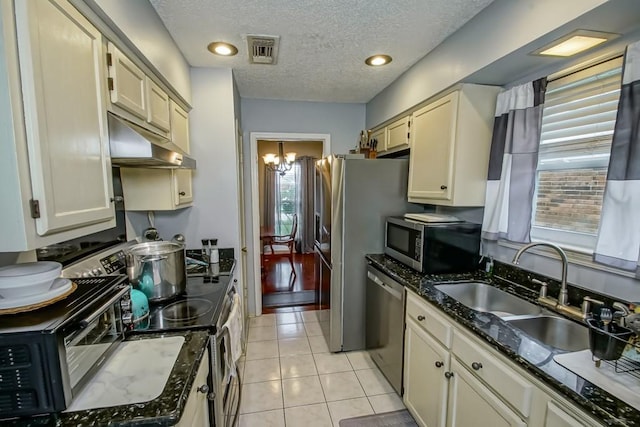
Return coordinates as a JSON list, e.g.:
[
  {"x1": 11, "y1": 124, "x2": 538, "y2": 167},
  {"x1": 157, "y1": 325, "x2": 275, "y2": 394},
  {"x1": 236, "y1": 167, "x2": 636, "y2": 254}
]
[{"x1": 434, "y1": 282, "x2": 589, "y2": 352}]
